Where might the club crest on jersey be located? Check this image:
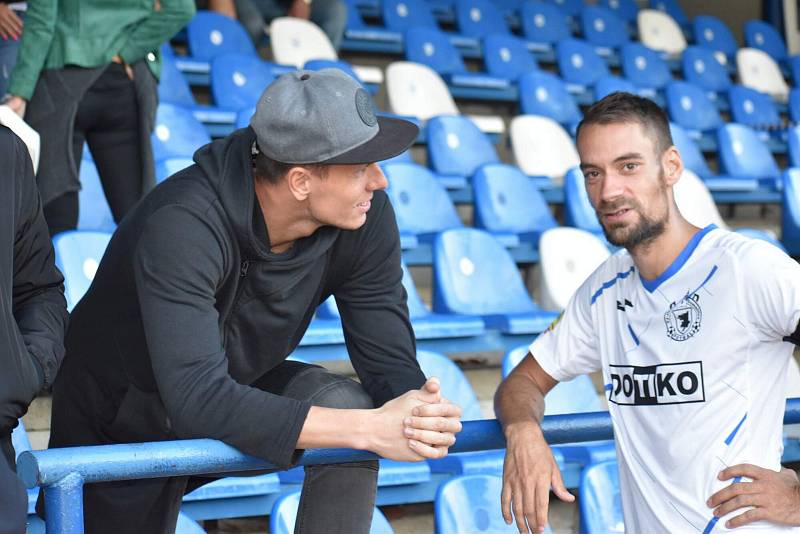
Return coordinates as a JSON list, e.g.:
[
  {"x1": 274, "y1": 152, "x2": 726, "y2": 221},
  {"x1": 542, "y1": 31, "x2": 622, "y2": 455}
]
[{"x1": 664, "y1": 293, "x2": 701, "y2": 341}]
